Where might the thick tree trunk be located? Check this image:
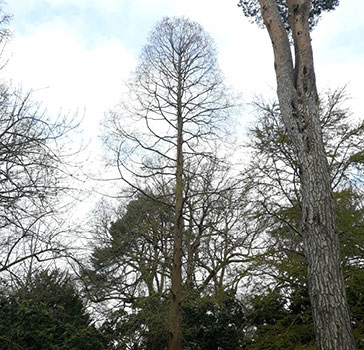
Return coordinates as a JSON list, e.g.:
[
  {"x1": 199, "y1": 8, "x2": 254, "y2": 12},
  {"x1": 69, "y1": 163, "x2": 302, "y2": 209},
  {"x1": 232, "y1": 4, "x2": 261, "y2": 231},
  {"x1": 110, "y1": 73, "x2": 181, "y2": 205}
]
[
  {"x1": 169, "y1": 57, "x2": 184, "y2": 350},
  {"x1": 259, "y1": 0, "x2": 355, "y2": 349}
]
